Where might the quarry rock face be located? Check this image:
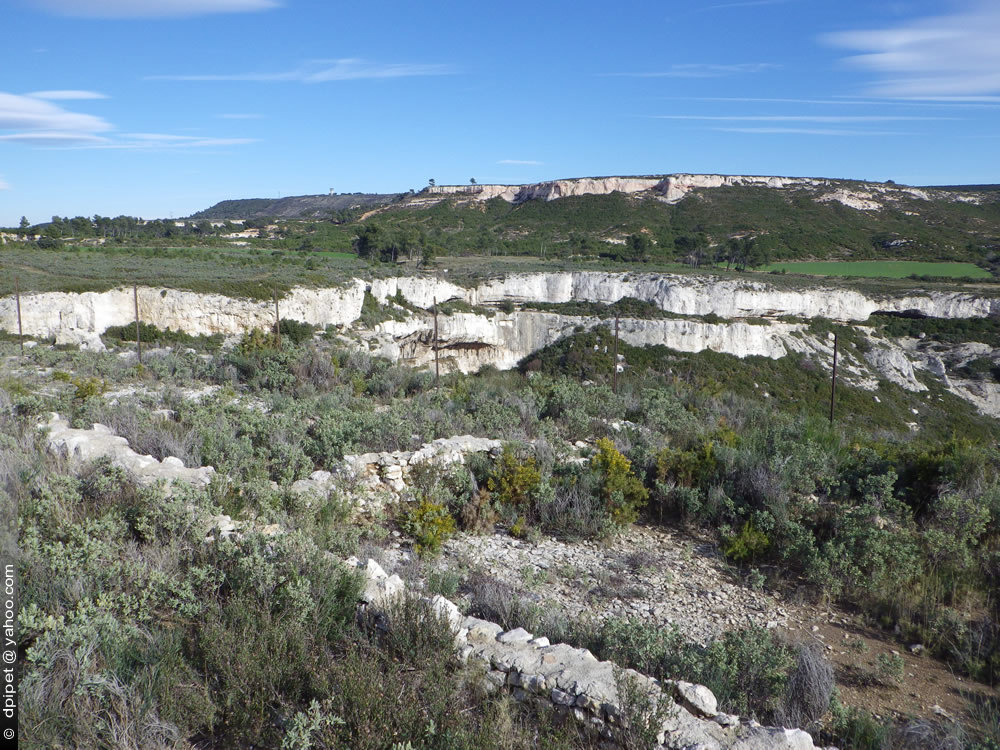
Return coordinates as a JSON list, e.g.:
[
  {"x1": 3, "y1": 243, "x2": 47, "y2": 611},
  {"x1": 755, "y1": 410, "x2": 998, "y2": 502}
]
[
  {"x1": 3, "y1": 272, "x2": 996, "y2": 343},
  {"x1": 0, "y1": 282, "x2": 366, "y2": 340},
  {"x1": 2, "y1": 270, "x2": 996, "y2": 412}
]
